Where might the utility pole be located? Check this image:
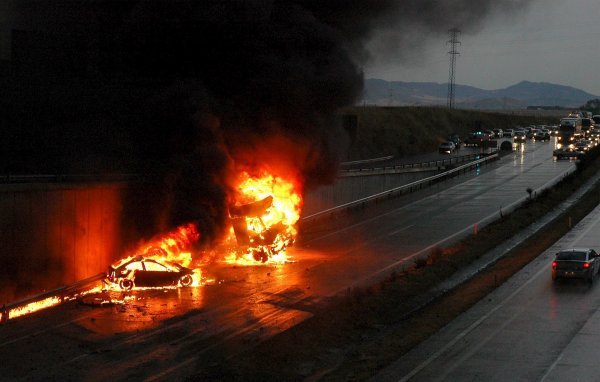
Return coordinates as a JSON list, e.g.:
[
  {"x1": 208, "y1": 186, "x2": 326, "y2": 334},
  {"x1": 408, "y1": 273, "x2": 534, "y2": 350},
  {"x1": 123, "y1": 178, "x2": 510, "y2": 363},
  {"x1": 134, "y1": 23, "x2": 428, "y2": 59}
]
[
  {"x1": 446, "y1": 28, "x2": 461, "y2": 109},
  {"x1": 387, "y1": 84, "x2": 394, "y2": 106}
]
